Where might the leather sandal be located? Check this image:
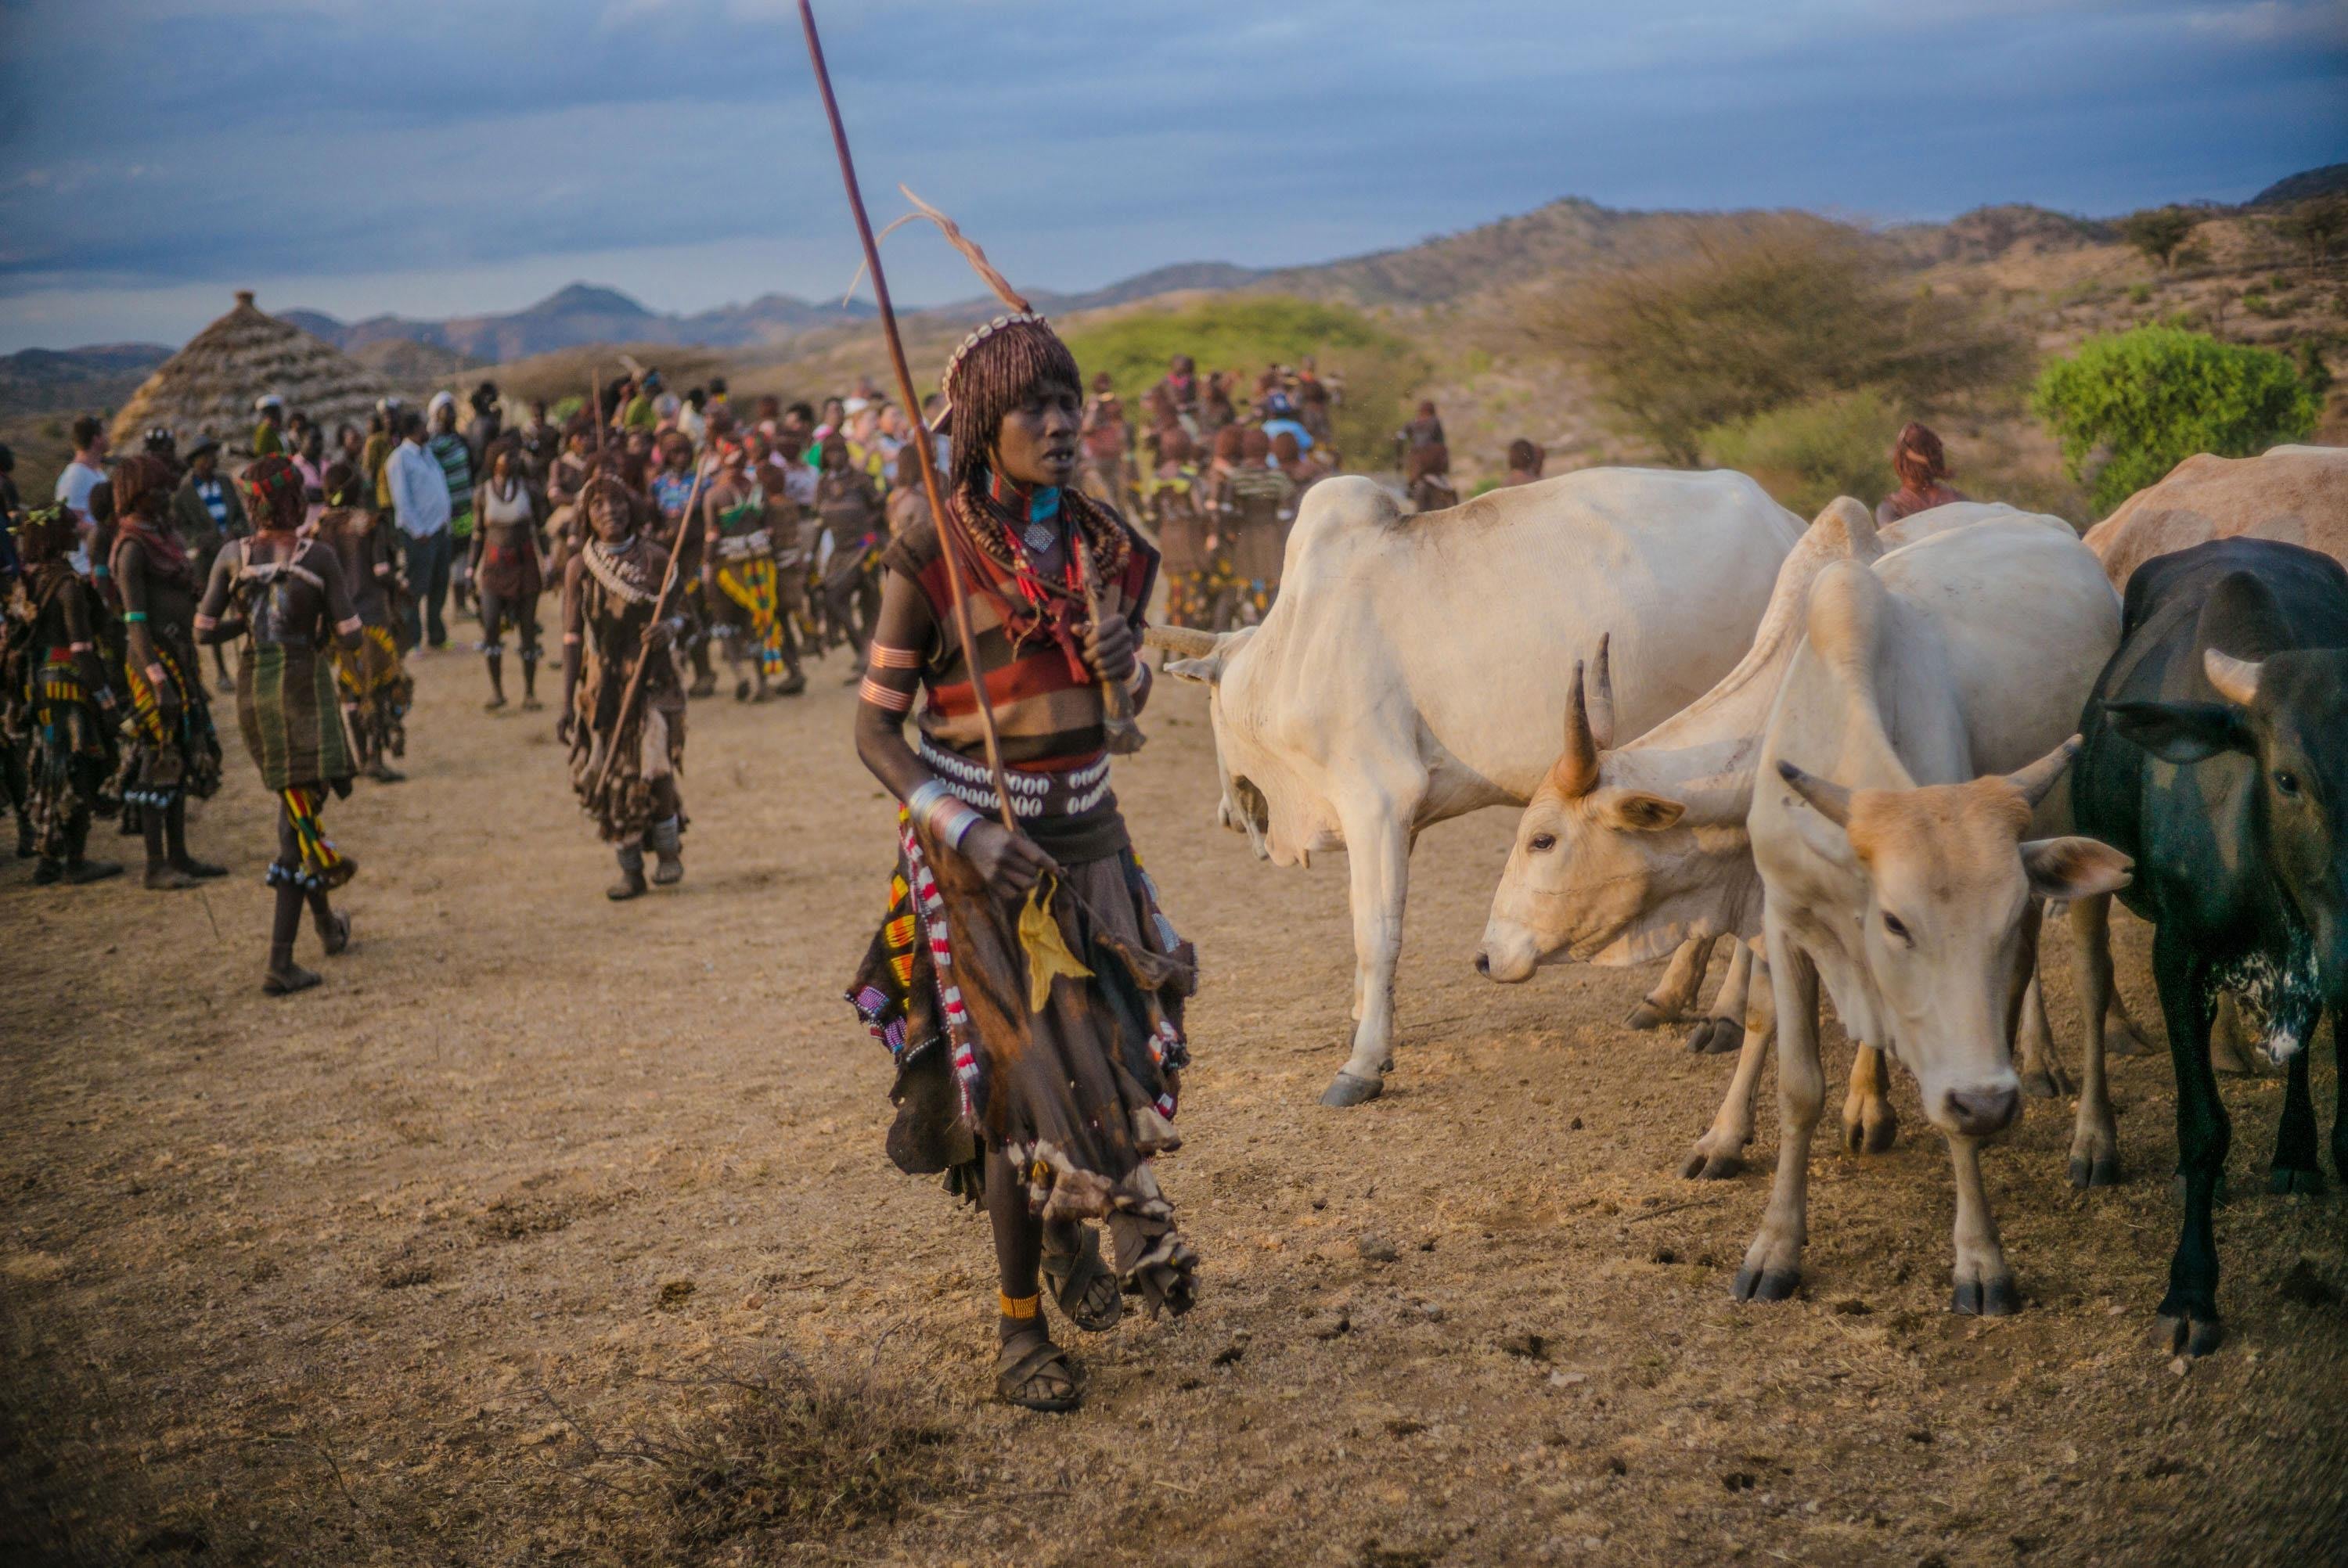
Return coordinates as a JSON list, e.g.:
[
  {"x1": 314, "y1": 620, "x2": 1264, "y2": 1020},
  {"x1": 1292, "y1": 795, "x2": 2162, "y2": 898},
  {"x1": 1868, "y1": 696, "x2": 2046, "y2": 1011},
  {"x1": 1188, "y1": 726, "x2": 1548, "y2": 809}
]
[
  {"x1": 996, "y1": 1327, "x2": 1080, "y2": 1413},
  {"x1": 1042, "y1": 1225, "x2": 1124, "y2": 1332}
]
